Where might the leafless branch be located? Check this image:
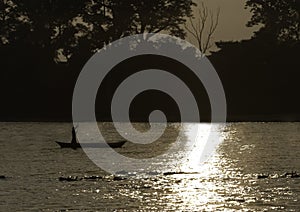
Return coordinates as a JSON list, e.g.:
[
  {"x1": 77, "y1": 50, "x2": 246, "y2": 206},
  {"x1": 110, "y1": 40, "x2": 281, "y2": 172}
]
[{"x1": 185, "y1": 2, "x2": 220, "y2": 56}]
